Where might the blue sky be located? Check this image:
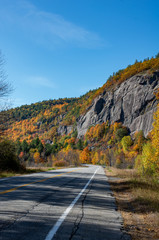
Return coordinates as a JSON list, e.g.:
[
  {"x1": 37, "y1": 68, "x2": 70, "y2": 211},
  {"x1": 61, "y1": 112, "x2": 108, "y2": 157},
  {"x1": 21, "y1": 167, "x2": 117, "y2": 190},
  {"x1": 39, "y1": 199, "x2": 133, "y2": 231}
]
[{"x1": 0, "y1": 0, "x2": 159, "y2": 108}]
